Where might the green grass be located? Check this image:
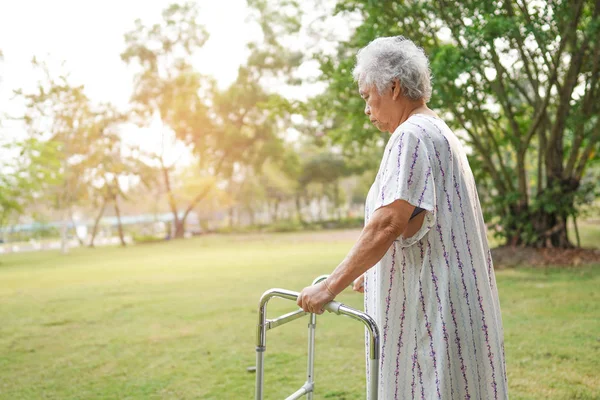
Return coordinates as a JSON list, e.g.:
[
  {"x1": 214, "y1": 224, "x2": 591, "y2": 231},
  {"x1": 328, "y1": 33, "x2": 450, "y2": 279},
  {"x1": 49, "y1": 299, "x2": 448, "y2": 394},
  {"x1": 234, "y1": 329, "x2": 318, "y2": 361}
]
[{"x1": 0, "y1": 231, "x2": 598, "y2": 399}]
